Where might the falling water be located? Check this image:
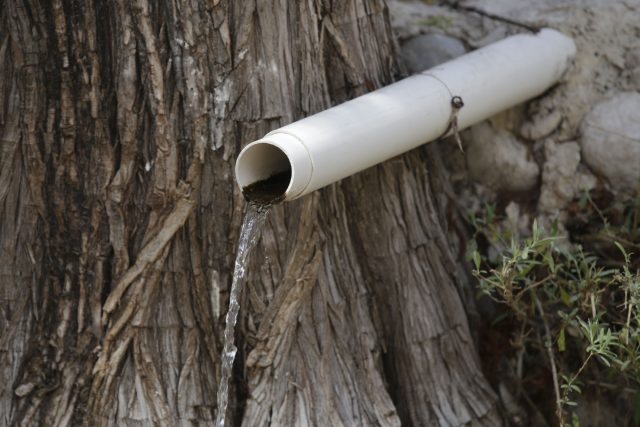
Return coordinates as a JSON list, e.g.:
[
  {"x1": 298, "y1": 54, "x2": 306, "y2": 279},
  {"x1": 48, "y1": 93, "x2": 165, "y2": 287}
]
[
  {"x1": 214, "y1": 203, "x2": 269, "y2": 427},
  {"x1": 215, "y1": 170, "x2": 290, "y2": 427}
]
